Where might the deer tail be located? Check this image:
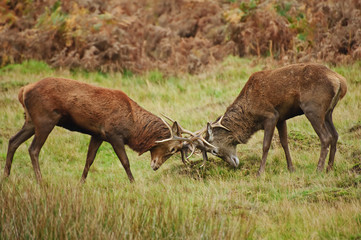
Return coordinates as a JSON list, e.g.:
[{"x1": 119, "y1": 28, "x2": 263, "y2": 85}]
[
  {"x1": 326, "y1": 70, "x2": 348, "y2": 113},
  {"x1": 18, "y1": 86, "x2": 26, "y2": 107},
  {"x1": 338, "y1": 75, "x2": 347, "y2": 100},
  {"x1": 328, "y1": 73, "x2": 348, "y2": 112},
  {"x1": 18, "y1": 86, "x2": 31, "y2": 121},
  {"x1": 328, "y1": 82, "x2": 341, "y2": 113}
]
